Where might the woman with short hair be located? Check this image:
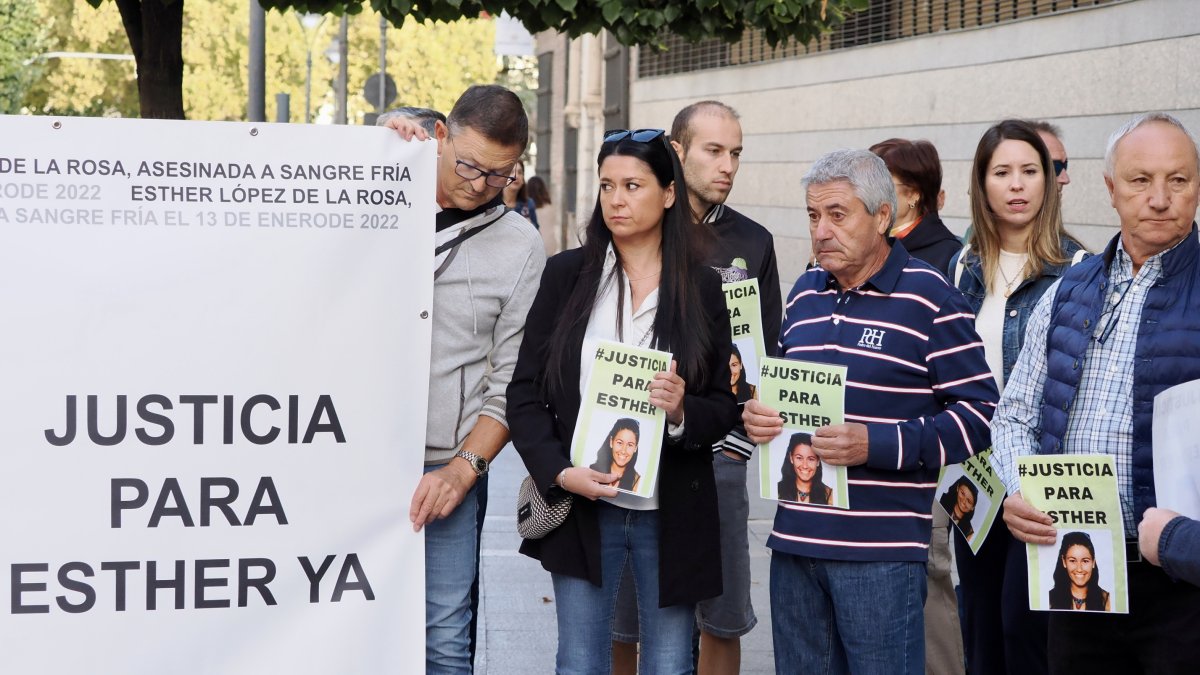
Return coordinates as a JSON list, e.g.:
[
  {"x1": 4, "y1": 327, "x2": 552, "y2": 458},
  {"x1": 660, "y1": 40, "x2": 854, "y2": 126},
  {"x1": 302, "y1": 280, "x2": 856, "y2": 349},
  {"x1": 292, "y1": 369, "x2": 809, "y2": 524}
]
[{"x1": 869, "y1": 138, "x2": 961, "y2": 273}]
